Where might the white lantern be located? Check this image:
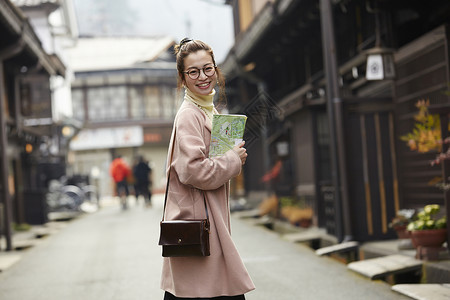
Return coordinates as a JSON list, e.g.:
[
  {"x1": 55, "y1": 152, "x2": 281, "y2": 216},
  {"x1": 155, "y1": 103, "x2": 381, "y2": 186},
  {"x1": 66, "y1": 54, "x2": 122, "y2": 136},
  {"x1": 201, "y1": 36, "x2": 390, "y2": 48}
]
[{"x1": 365, "y1": 47, "x2": 395, "y2": 81}]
